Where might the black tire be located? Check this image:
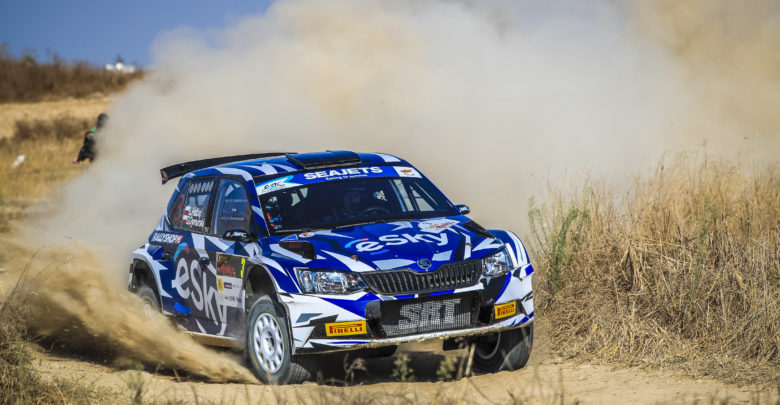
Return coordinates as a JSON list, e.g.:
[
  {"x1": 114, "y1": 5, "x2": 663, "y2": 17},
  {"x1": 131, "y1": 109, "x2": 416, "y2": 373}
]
[
  {"x1": 136, "y1": 284, "x2": 160, "y2": 316},
  {"x1": 472, "y1": 324, "x2": 533, "y2": 373},
  {"x1": 246, "y1": 297, "x2": 316, "y2": 384}
]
